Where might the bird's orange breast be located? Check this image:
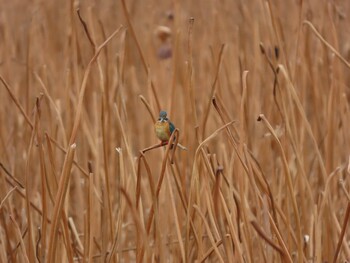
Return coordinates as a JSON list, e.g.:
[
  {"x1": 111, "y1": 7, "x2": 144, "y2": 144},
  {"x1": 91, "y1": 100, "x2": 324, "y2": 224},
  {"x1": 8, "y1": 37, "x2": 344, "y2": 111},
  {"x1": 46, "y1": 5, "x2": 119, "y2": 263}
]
[{"x1": 154, "y1": 121, "x2": 171, "y2": 141}]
